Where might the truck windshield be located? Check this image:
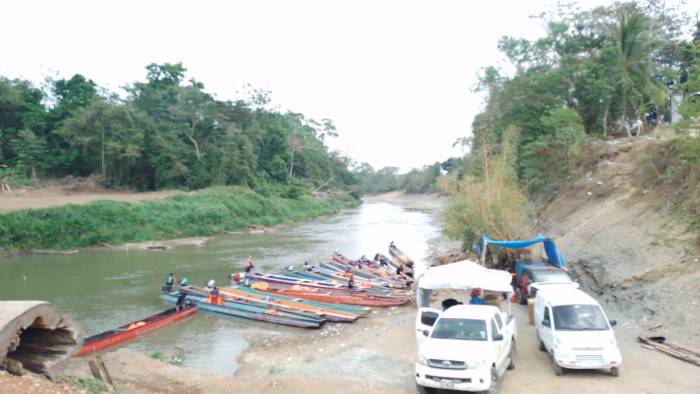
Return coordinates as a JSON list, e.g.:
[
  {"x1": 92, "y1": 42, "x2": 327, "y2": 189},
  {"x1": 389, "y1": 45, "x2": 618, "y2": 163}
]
[
  {"x1": 430, "y1": 318, "x2": 487, "y2": 341},
  {"x1": 552, "y1": 305, "x2": 609, "y2": 331}
]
